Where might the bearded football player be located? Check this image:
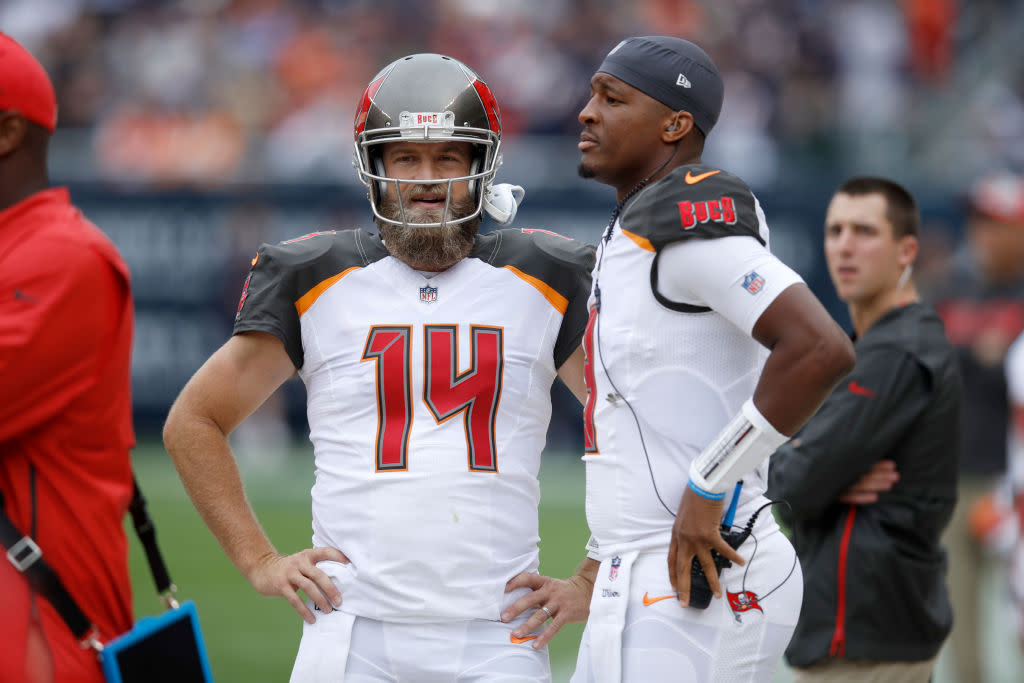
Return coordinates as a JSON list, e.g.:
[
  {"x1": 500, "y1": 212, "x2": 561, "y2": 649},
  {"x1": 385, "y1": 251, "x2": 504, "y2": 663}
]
[{"x1": 164, "y1": 53, "x2": 595, "y2": 681}]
